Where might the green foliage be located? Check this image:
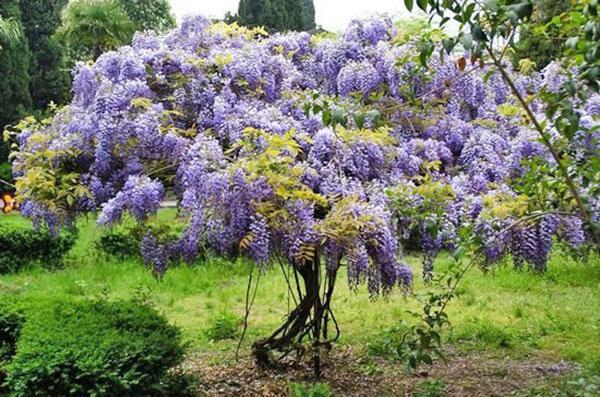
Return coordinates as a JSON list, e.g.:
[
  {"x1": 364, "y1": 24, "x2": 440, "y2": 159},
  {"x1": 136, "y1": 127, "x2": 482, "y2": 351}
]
[
  {"x1": 415, "y1": 379, "x2": 446, "y2": 397},
  {"x1": 512, "y1": 0, "x2": 572, "y2": 70},
  {"x1": 237, "y1": 0, "x2": 316, "y2": 32},
  {"x1": 55, "y1": 0, "x2": 135, "y2": 60},
  {"x1": 0, "y1": 301, "x2": 25, "y2": 392},
  {"x1": 19, "y1": 0, "x2": 71, "y2": 110},
  {"x1": 96, "y1": 227, "x2": 143, "y2": 259},
  {"x1": 554, "y1": 2, "x2": 600, "y2": 91},
  {"x1": 117, "y1": 0, "x2": 175, "y2": 33},
  {"x1": 0, "y1": 224, "x2": 76, "y2": 274},
  {"x1": 0, "y1": 0, "x2": 32, "y2": 132},
  {"x1": 301, "y1": 0, "x2": 316, "y2": 31},
  {"x1": 4, "y1": 299, "x2": 192, "y2": 397},
  {"x1": 394, "y1": 17, "x2": 432, "y2": 43},
  {"x1": 205, "y1": 313, "x2": 241, "y2": 342},
  {"x1": 288, "y1": 382, "x2": 333, "y2": 397},
  {"x1": 0, "y1": 16, "x2": 22, "y2": 49}
]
